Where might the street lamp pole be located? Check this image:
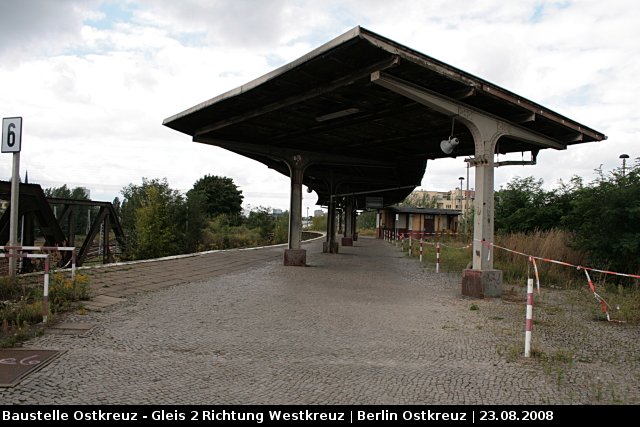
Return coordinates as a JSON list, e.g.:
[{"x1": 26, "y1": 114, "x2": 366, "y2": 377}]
[
  {"x1": 620, "y1": 154, "x2": 629, "y2": 177},
  {"x1": 458, "y1": 176, "x2": 464, "y2": 233}
]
